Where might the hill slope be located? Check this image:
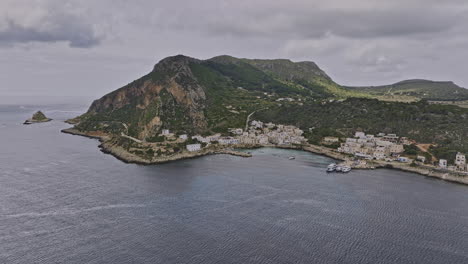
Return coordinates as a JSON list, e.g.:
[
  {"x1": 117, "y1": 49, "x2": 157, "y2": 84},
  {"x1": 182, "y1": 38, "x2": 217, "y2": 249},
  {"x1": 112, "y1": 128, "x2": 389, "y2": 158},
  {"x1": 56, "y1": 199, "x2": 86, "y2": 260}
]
[
  {"x1": 346, "y1": 79, "x2": 468, "y2": 101},
  {"x1": 73, "y1": 54, "x2": 350, "y2": 140}
]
